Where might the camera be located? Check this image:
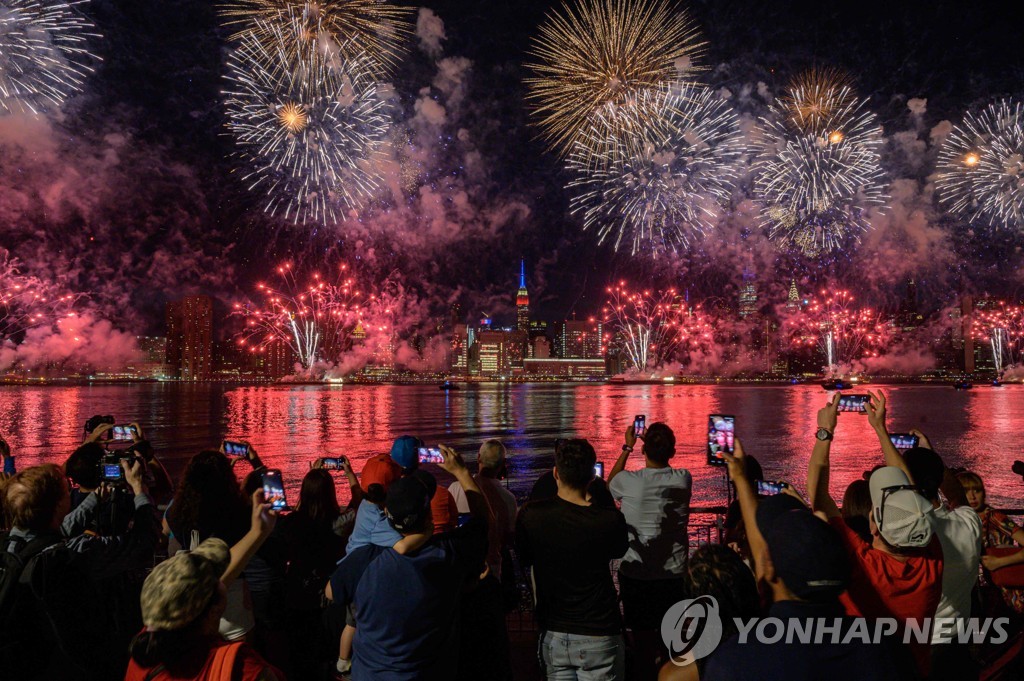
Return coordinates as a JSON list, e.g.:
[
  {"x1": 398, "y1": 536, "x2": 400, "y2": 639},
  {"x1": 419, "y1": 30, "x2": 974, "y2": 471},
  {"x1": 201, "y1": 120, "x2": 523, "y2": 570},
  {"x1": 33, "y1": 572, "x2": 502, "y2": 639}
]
[
  {"x1": 84, "y1": 415, "x2": 115, "y2": 437},
  {"x1": 97, "y1": 452, "x2": 144, "y2": 485}
]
